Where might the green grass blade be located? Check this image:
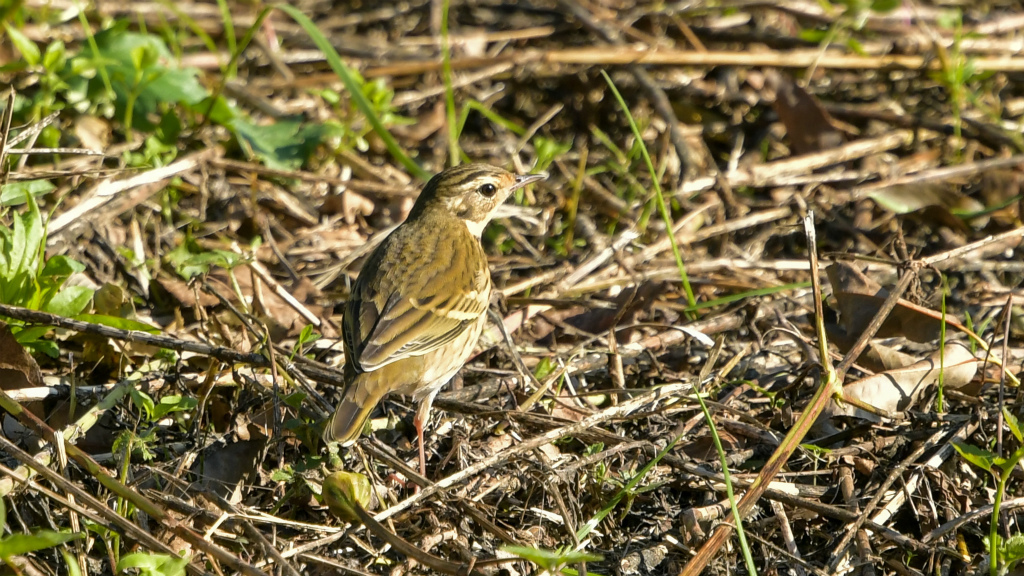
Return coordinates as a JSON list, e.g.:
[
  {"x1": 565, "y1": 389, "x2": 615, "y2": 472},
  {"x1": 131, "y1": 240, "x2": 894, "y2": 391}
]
[
  {"x1": 441, "y1": 0, "x2": 459, "y2": 166},
  {"x1": 601, "y1": 71, "x2": 696, "y2": 314},
  {"x1": 684, "y1": 281, "x2": 813, "y2": 313},
  {"x1": 215, "y1": 0, "x2": 237, "y2": 78},
  {"x1": 275, "y1": 4, "x2": 428, "y2": 181},
  {"x1": 576, "y1": 430, "x2": 681, "y2": 542}
]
